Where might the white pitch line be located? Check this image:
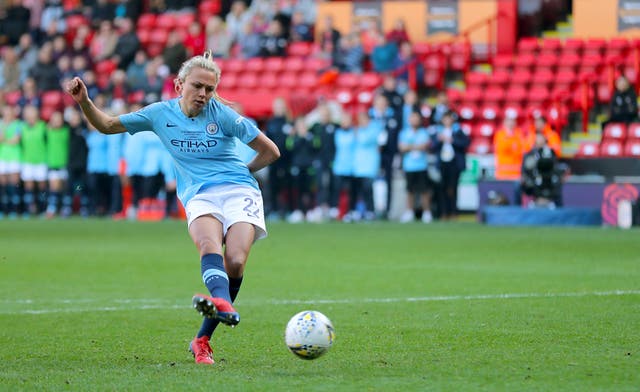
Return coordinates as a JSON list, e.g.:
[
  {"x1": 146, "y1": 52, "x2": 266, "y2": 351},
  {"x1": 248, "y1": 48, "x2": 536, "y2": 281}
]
[{"x1": 1, "y1": 290, "x2": 639, "y2": 315}]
